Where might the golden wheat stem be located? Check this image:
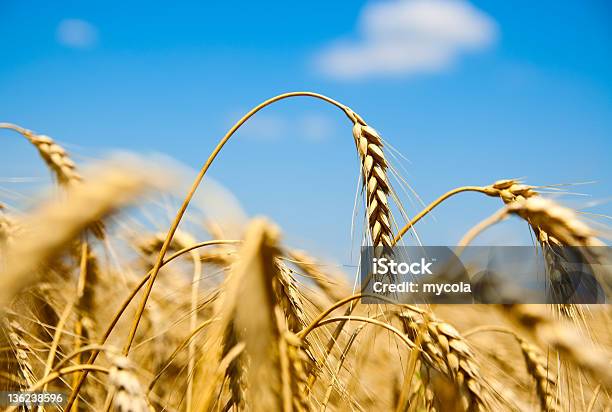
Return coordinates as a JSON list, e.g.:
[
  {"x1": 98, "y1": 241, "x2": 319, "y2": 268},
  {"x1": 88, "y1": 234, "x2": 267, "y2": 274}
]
[
  {"x1": 72, "y1": 240, "x2": 90, "y2": 412},
  {"x1": 299, "y1": 293, "x2": 409, "y2": 391},
  {"x1": 321, "y1": 325, "x2": 364, "y2": 411},
  {"x1": 395, "y1": 321, "x2": 426, "y2": 412},
  {"x1": 586, "y1": 383, "x2": 602, "y2": 412},
  {"x1": 38, "y1": 300, "x2": 75, "y2": 412},
  {"x1": 147, "y1": 318, "x2": 219, "y2": 393},
  {"x1": 186, "y1": 240, "x2": 202, "y2": 412},
  {"x1": 44, "y1": 303, "x2": 75, "y2": 374},
  {"x1": 297, "y1": 294, "x2": 365, "y2": 339},
  {"x1": 393, "y1": 186, "x2": 489, "y2": 244},
  {"x1": 463, "y1": 325, "x2": 519, "y2": 338},
  {"x1": 394, "y1": 180, "x2": 539, "y2": 245},
  {"x1": 51, "y1": 344, "x2": 118, "y2": 372},
  {"x1": 304, "y1": 315, "x2": 416, "y2": 349}
]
